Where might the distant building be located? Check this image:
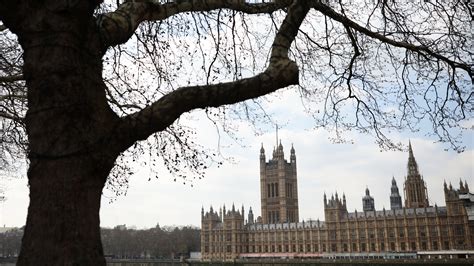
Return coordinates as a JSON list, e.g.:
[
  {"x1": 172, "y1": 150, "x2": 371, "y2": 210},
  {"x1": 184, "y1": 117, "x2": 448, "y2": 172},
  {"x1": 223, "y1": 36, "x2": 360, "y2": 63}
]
[{"x1": 201, "y1": 142, "x2": 473, "y2": 261}]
